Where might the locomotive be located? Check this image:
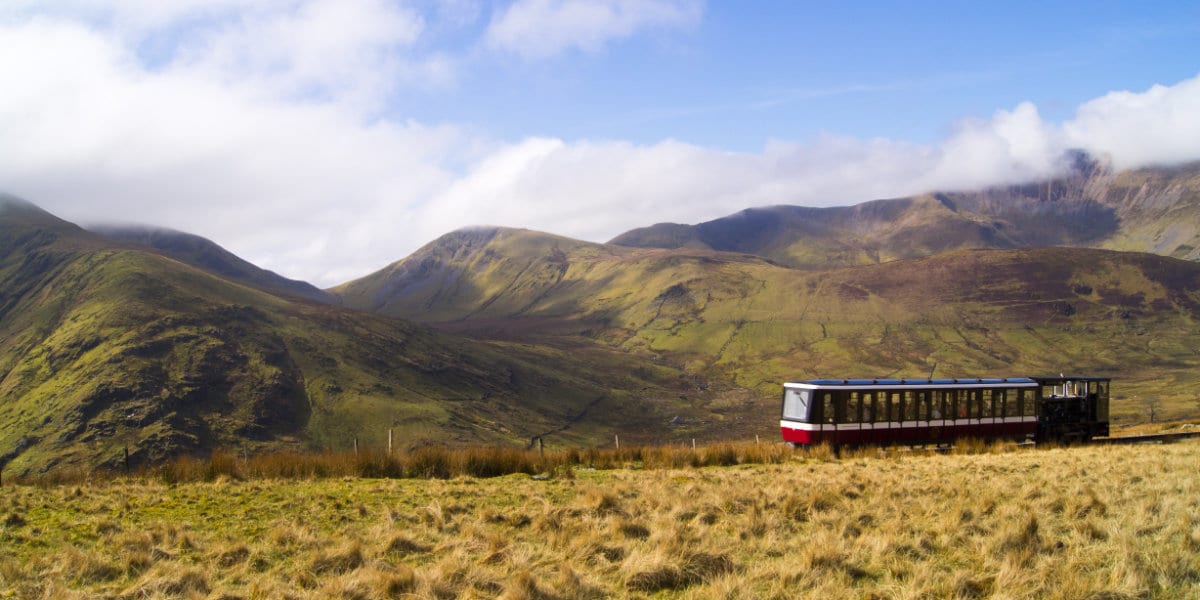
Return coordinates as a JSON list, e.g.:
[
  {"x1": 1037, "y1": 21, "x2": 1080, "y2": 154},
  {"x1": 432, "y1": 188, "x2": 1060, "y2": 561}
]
[{"x1": 780, "y1": 375, "x2": 1110, "y2": 447}]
